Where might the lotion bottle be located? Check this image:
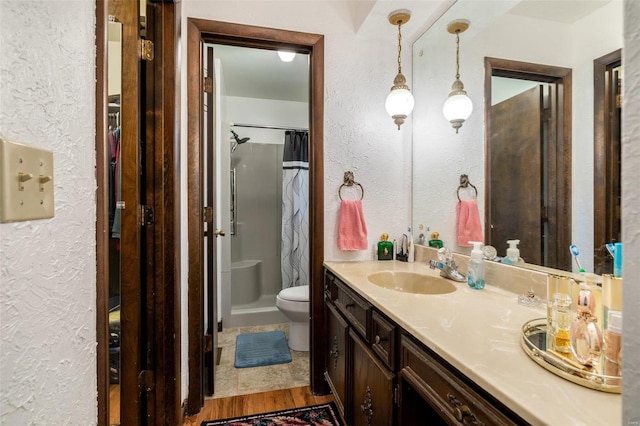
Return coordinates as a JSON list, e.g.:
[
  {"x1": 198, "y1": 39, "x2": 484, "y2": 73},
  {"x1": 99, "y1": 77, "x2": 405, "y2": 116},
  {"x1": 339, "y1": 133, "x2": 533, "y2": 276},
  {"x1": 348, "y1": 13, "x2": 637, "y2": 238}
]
[{"x1": 467, "y1": 241, "x2": 485, "y2": 290}]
